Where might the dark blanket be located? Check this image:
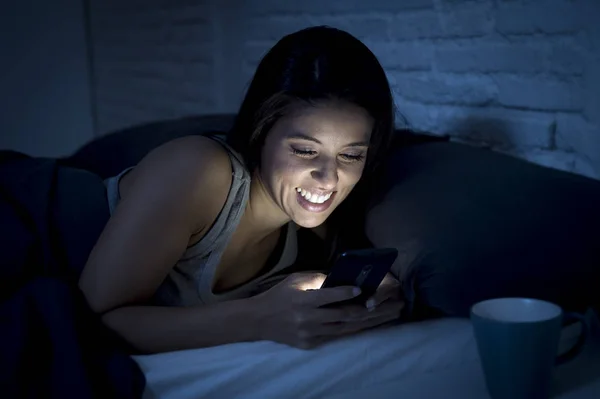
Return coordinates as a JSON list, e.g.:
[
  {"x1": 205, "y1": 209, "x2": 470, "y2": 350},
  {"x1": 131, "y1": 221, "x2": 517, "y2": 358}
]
[{"x1": 0, "y1": 151, "x2": 145, "y2": 399}]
